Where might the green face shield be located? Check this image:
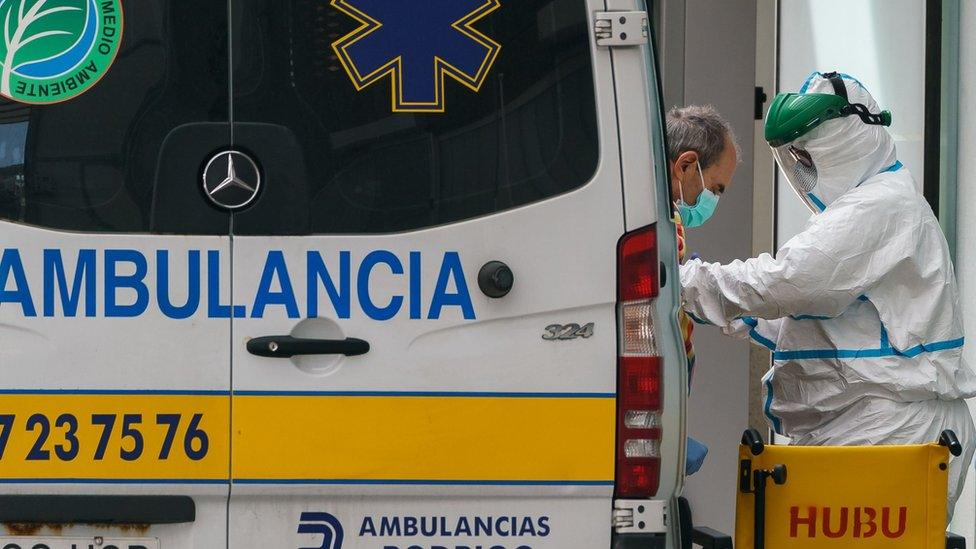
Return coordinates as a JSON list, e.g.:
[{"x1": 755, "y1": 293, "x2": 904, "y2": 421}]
[
  {"x1": 764, "y1": 72, "x2": 893, "y2": 212},
  {"x1": 765, "y1": 92, "x2": 893, "y2": 147}
]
